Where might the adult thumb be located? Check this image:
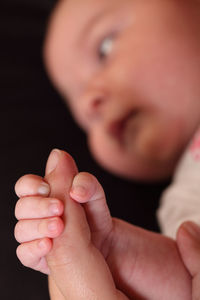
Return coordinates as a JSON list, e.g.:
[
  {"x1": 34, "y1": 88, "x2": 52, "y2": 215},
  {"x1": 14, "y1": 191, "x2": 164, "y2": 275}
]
[
  {"x1": 44, "y1": 150, "x2": 91, "y2": 295},
  {"x1": 44, "y1": 150, "x2": 121, "y2": 300}
]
